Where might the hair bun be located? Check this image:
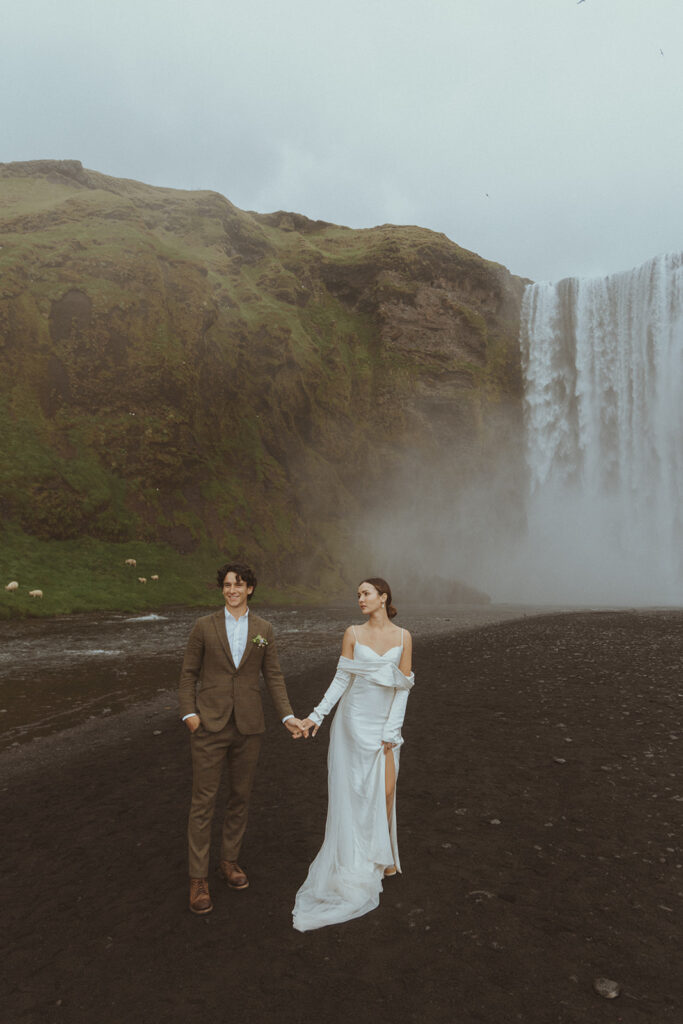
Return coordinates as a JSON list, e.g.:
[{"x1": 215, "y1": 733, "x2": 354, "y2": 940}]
[{"x1": 387, "y1": 603, "x2": 398, "y2": 619}]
